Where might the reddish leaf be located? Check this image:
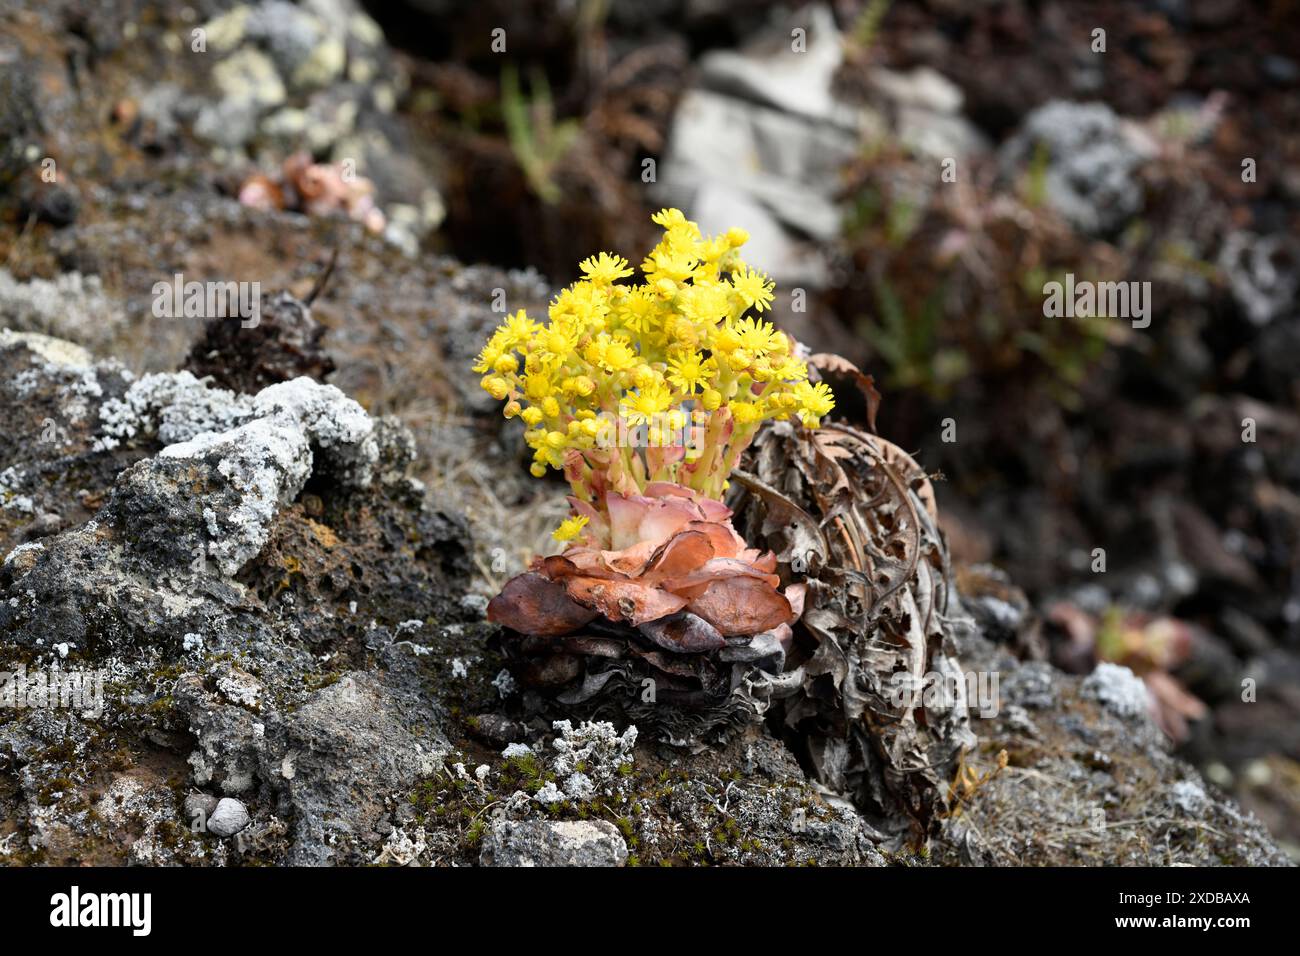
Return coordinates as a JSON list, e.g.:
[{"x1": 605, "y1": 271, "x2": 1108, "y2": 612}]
[
  {"x1": 688, "y1": 576, "x2": 794, "y2": 637},
  {"x1": 563, "y1": 576, "x2": 687, "y2": 625},
  {"x1": 642, "y1": 530, "x2": 716, "y2": 583},
  {"x1": 488, "y1": 572, "x2": 599, "y2": 636},
  {"x1": 659, "y1": 557, "x2": 782, "y2": 594}
]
